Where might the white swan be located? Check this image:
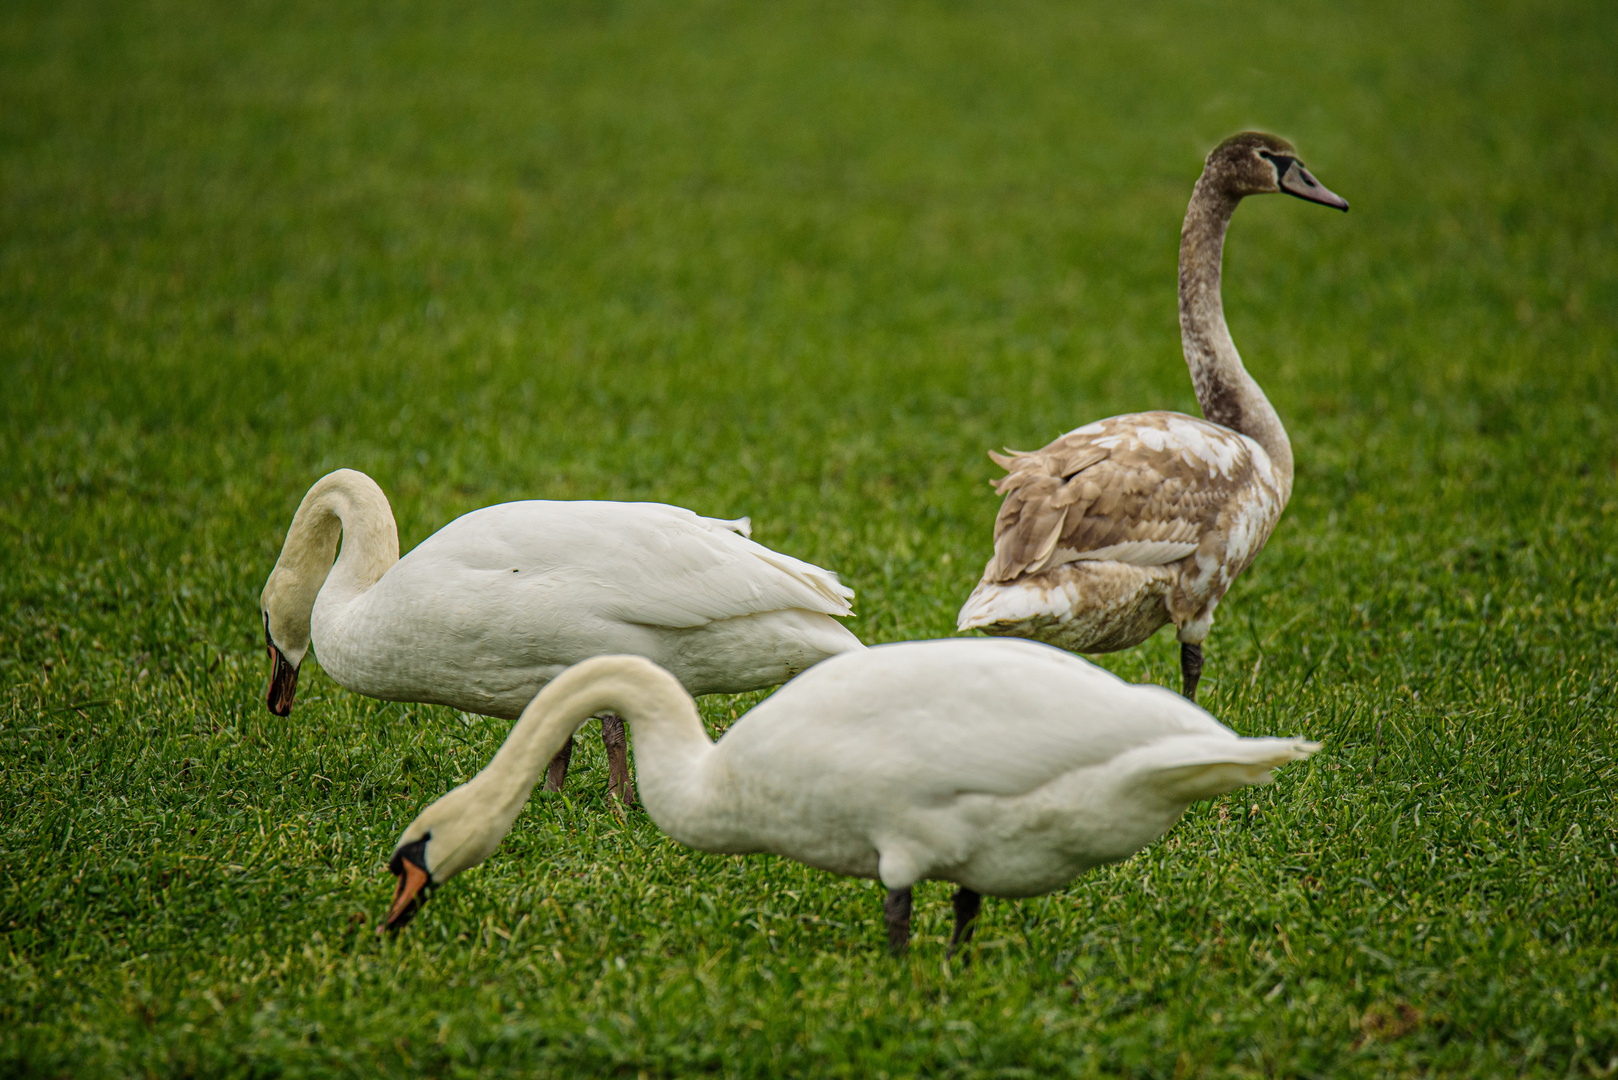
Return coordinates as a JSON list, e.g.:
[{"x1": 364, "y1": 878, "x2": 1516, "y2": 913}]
[
  {"x1": 958, "y1": 132, "x2": 1347, "y2": 700},
  {"x1": 381, "y1": 639, "x2": 1318, "y2": 953},
  {"x1": 260, "y1": 468, "x2": 862, "y2": 802}
]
